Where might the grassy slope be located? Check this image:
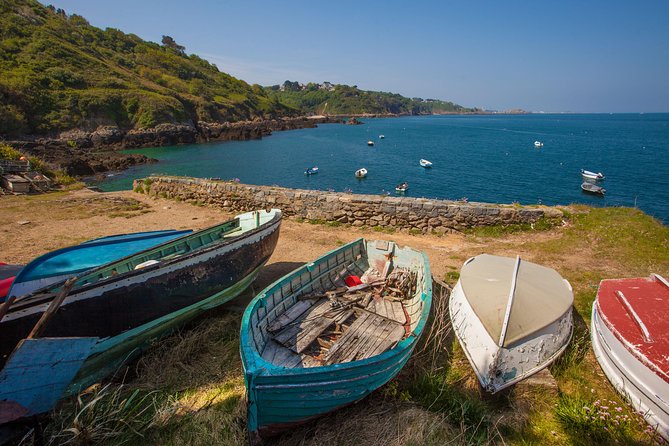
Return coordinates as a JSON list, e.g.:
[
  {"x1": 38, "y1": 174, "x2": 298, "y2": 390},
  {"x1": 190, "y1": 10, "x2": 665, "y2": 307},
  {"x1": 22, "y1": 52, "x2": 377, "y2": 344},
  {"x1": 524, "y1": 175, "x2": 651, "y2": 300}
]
[
  {"x1": 265, "y1": 83, "x2": 475, "y2": 116},
  {"x1": 35, "y1": 203, "x2": 667, "y2": 446},
  {"x1": 0, "y1": 0, "x2": 293, "y2": 136}
]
